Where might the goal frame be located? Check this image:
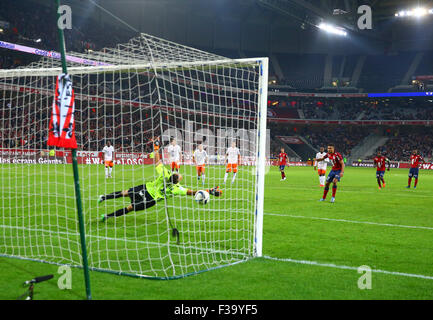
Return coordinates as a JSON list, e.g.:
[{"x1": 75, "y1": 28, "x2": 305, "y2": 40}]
[{"x1": 0, "y1": 56, "x2": 269, "y2": 281}]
